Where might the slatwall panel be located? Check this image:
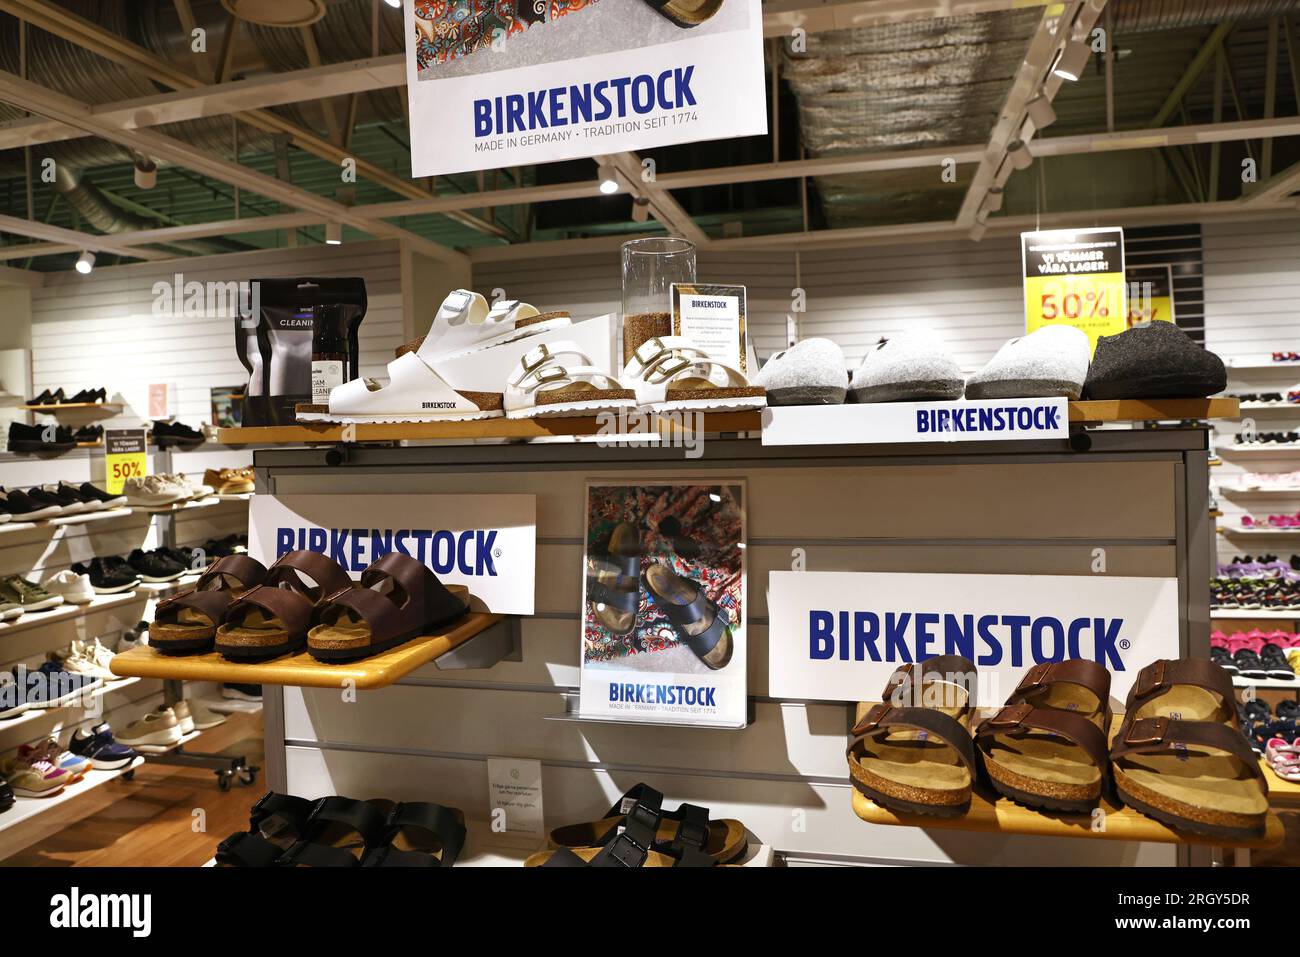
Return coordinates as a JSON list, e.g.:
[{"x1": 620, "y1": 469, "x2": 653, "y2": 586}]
[
  {"x1": 1202, "y1": 218, "x2": 1300, "y2": 566},
  {"x1": 1125, "y1": 223, "x2": 1205, "y2": 344},
  {"x1": 28, "y1": 240, "x2": 406, "y2": 429},
  {"x1": 271, "y1": 448, "x2": 1186, "y2": 866}
]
